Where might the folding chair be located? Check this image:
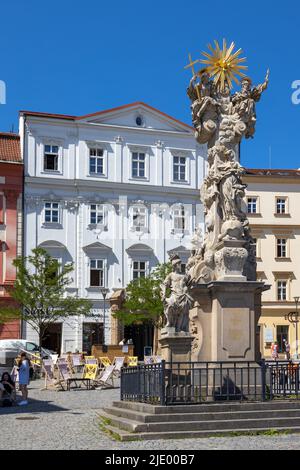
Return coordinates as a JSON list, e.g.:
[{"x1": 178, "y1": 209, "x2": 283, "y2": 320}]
[
  {"x1": 144, "y1": 356, "x2": 155, "y2": 365},
  {"x1": 57, "y1": 361, "x2": 72, "y2": 390},
  {"x1": 127, "y1": 356, "x2": 138, "y2": 367},
  {"x1": 97, "y1": 365, "x2": 115, "y2": 389},
  {"x1": 82, "y1": 363, "x2": 99, "y2": 387},
  {"x1": 113, "y1": 357, "x2": 125, "y2": 377},
  {"x1": 99, "y1": 357, "x2": 111, "y2": 370},
  {"x1": 85, "y1": 356, "x2": 98, "y2": 365},
  {"x1": 42, "y1": 362, "x2": 63, "y2": 391},
  {"x1": 154, "y1": 356, "x2": 162, "y2": 363}
]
